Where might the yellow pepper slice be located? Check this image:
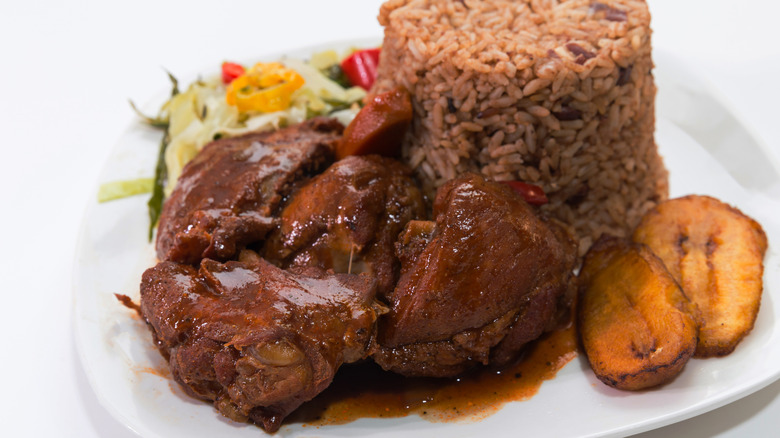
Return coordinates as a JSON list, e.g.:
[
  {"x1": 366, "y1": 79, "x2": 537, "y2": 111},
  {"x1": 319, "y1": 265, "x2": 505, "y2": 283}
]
[{"x1": 225, "y1": 62, "x2": 305, "y2": 113}]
